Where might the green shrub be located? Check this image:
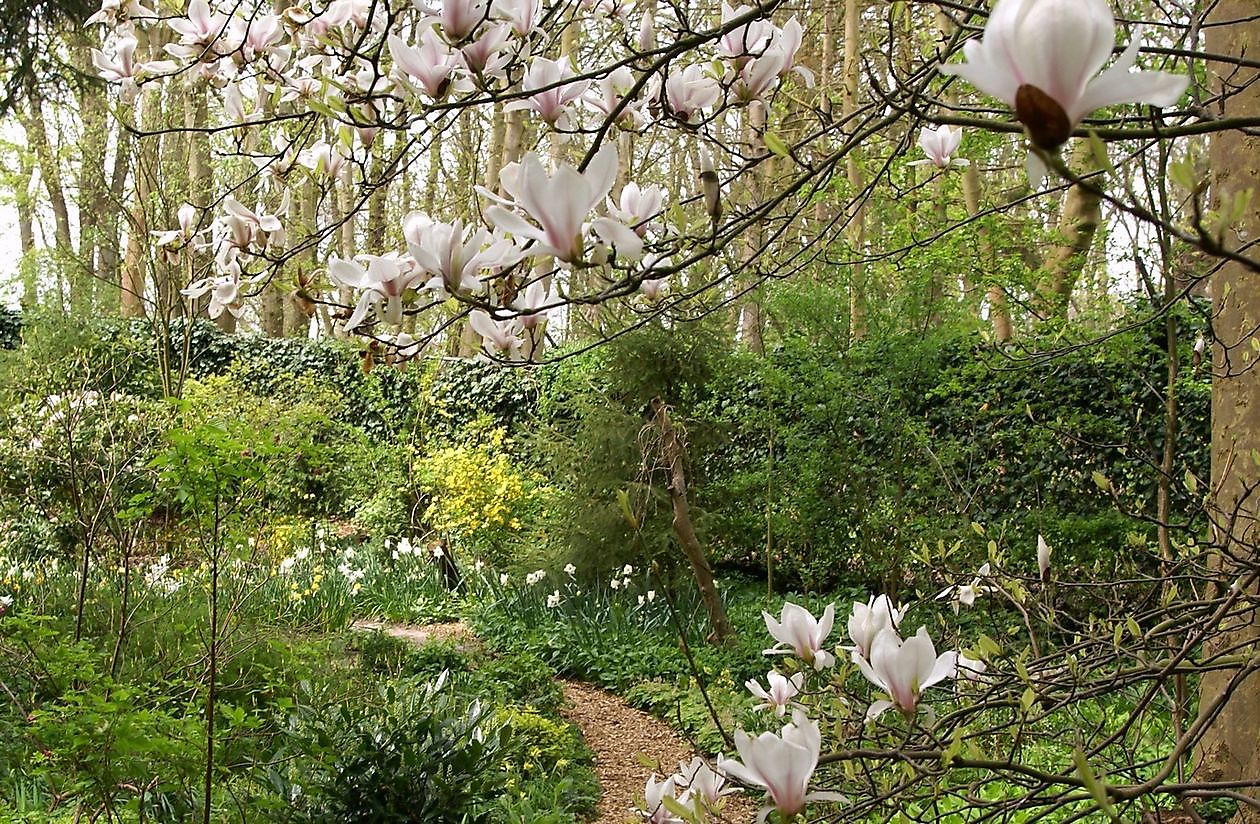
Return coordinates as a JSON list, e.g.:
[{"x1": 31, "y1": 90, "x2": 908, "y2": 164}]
[{"x1": 282, "y1": 674, "x2": 509, "y2": 824}]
